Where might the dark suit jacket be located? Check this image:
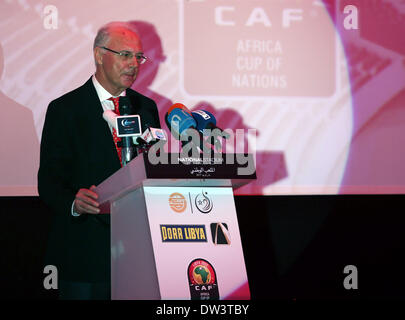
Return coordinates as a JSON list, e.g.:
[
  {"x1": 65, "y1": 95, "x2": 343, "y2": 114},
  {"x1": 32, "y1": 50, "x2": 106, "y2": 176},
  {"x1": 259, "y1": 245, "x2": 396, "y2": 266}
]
[{"x1": 38, "y1": 77, "x2": 160, "y2": 282}]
